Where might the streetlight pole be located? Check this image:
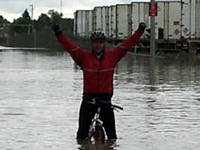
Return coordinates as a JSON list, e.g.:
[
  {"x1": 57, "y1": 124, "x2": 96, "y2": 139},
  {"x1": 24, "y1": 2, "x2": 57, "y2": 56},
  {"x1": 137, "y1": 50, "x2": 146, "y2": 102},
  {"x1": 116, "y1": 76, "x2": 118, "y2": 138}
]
[
  {"x1": 189, "y1": 0, "x2": 192, "y2": 39},
  {"x1": 30, "y1": 4, "x2": 36, "y2": 48},
  {"x1": 60, "y1": 0, "x2": 63, "y2": 15},
  {"x1": 30, "y1": 5, "x2": 34, "y2": 32},
  {"x1": 150, "y1": 0, "x2": 156, "y2": 58},
  {"x1": 149, "y1": 0, "x2": 157, "y2": 87}
]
